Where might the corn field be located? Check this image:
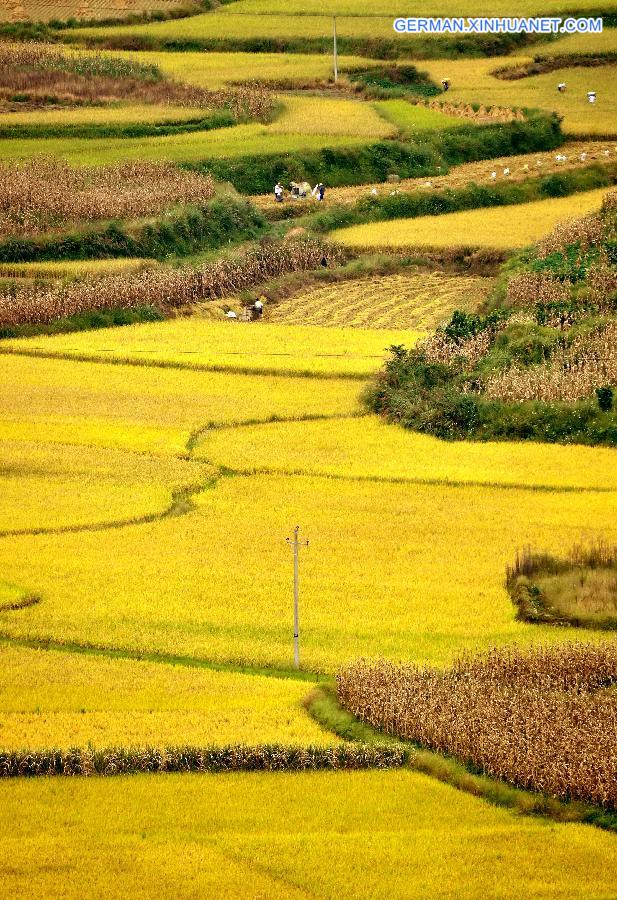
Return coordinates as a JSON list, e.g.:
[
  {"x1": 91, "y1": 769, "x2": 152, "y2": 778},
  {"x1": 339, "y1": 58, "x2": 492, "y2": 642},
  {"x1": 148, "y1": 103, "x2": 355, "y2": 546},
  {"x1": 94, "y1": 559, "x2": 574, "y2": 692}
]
[
  {"x1": 483, "y1": 322, "x2": 617, "y2": 403},
  {"x1": 0, "y1": 159, "x2": 215, "y2": 234},
  {"x1": 337, "y1": 644, "x2": 617, "y2": 809},
  {"x1": 0, "y1": 238, "x2": 348, "y2": 326},
  {"x1": 0, "y1": 744, "x2": 406, "y2": 777}
]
